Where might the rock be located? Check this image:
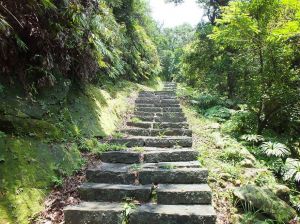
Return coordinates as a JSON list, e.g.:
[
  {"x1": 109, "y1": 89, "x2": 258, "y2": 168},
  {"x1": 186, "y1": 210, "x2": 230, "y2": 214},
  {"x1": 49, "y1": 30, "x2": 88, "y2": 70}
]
[
  {"x1": 205, "y1": 123, "x2": 221, "y2": 130},
  {"x1": 208, "y1": 177, "x2": 217, "y2": 183},
  {"x1": 220, "y1": 173, "x2": 231, "y2": 181},
  {"x1": 190, "y1": 100, "x2": 199, "y2": 105},
  {"x1": 274, "y1": 184, "x2": 290, "y2": 202},
  {"x1": 234, "y1": 180, "x2": 241, "y2": 186},
  {"x1": 219, "y1": 181, "x2": 227, "y2": 188},
  {"x1": 240, "y1": 159, "x2": 255, "y2": 168},
  {"x1": 243, "y1": 168, "x2": 269, "y2": 179},
  {"x1": 233, "y1": 185, "x2": 297, "y2": 223}
]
